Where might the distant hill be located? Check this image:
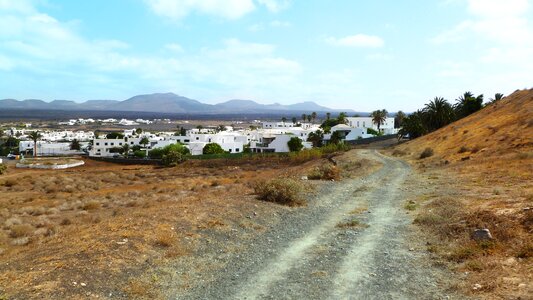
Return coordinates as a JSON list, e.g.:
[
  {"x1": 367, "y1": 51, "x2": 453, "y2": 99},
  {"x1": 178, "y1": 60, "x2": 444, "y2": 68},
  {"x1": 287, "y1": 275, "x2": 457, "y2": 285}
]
[{"x1": 0, "y1": 93, "x2": 354, "y2": 114}]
